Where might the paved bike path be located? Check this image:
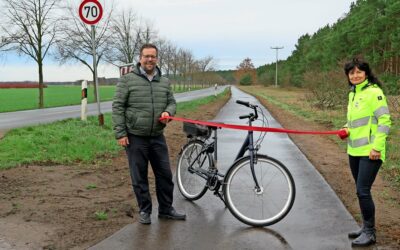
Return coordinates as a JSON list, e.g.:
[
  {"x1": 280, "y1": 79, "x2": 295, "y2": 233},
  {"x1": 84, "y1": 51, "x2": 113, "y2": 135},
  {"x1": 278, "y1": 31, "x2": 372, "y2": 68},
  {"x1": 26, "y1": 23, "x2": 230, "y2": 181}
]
[{"x1": 89, "y1": 86, "x2": 358, "y2": 250}]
